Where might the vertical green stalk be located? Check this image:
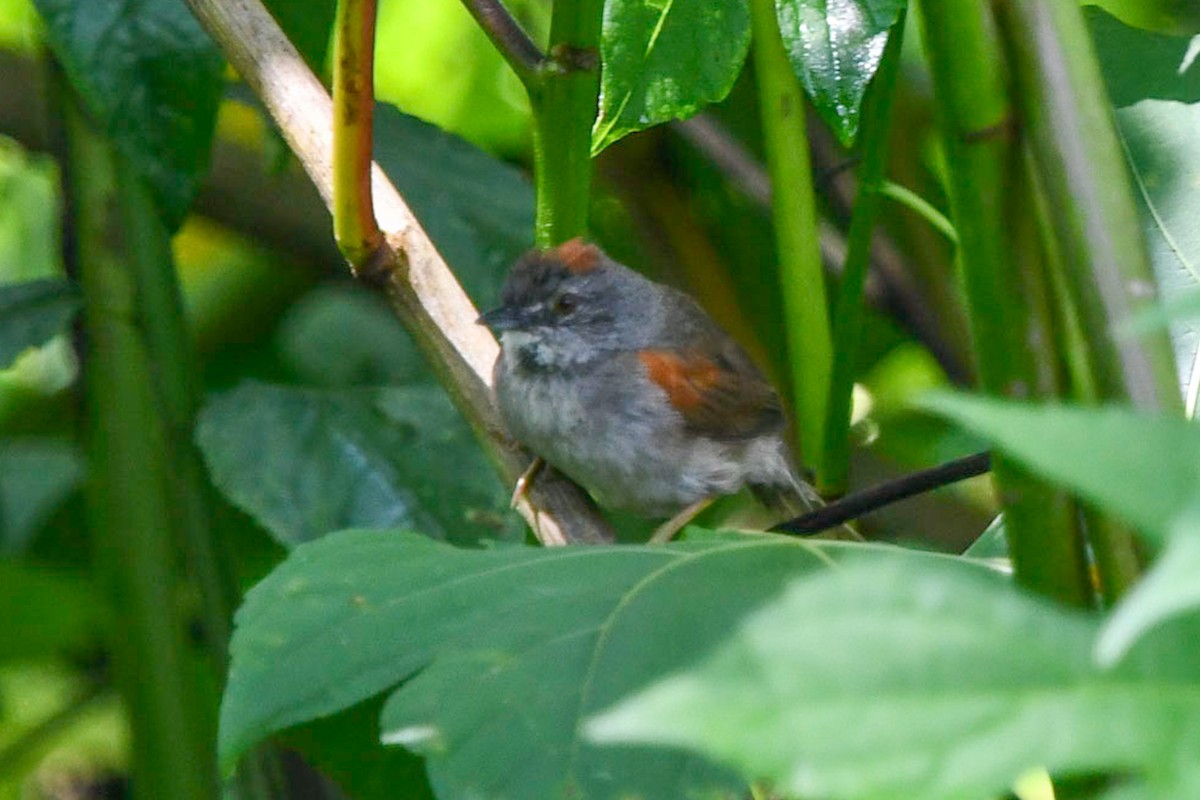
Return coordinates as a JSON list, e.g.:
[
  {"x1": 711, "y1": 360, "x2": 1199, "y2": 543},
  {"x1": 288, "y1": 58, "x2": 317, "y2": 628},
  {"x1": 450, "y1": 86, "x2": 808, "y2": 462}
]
[
  {"x1": 64, "y1": 95, "x2": 216, "y2": 800},
  {"x1": 820, "y1": 13, "x2": 906, "y2": 495},
  {"x1": 531, "y1": 0, "x2": 604, "y2": 246},
  {"x1": 995, "y1": 0, "x2": 1183, "y2": 600},
  {"x1": 748, "y1": 0, "x2": 833, "y2": 485},
  {"x1": 919, "y1": 0, "x2": 1092, "y2": 606}
]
